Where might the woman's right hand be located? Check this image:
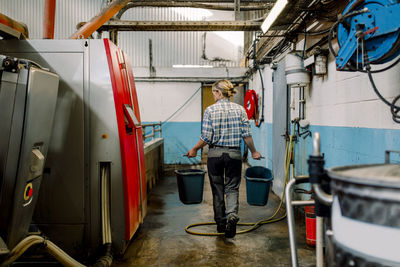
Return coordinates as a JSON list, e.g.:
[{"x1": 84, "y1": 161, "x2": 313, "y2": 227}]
[
  {"x1": 252, "y1": 151, "x2": 262, "y2": 160},
  {"x1": 187, "y1": 148, "x2": 197, "y2": 158}
]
